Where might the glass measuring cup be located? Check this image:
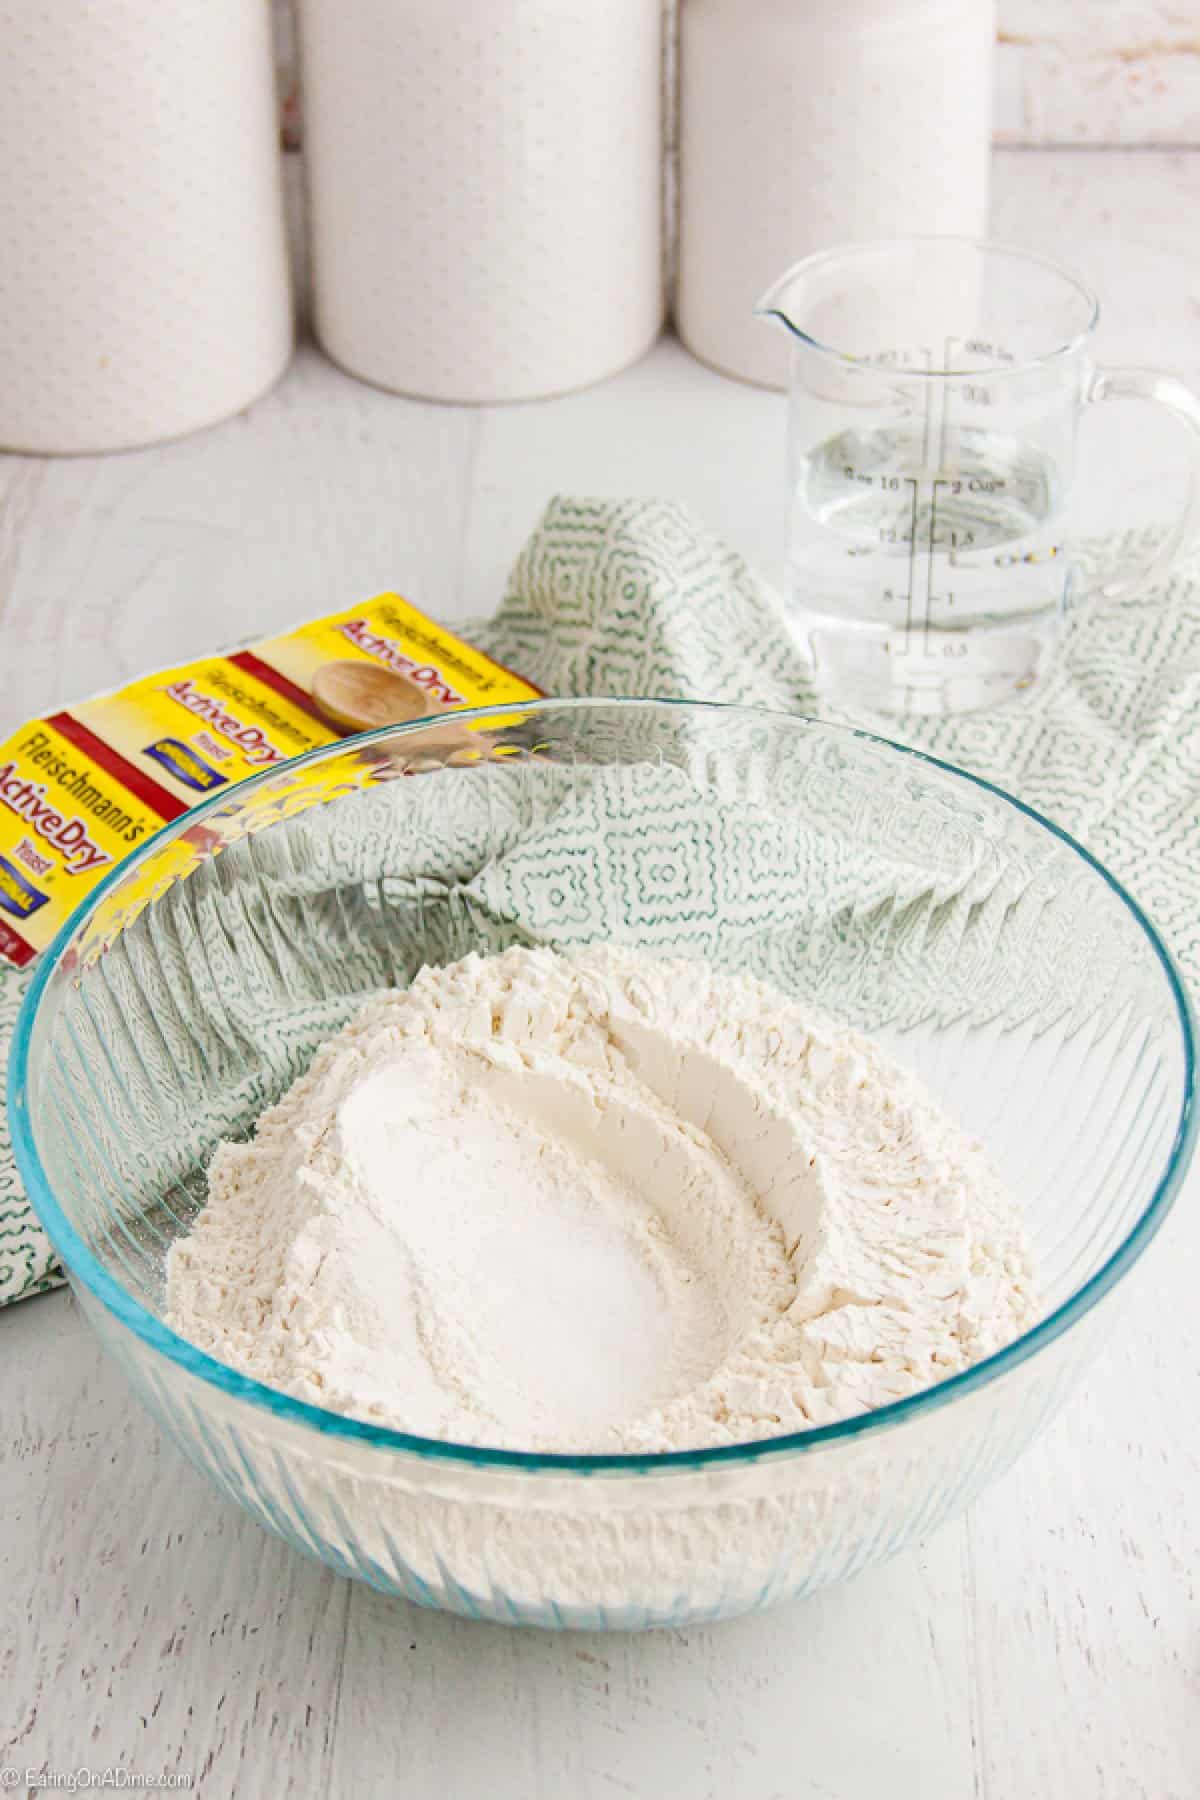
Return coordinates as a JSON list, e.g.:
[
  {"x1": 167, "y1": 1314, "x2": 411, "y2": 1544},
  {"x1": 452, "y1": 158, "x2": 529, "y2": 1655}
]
[{"x1": 758, "y1": 238, "x2": 1200, "y2": 715}]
